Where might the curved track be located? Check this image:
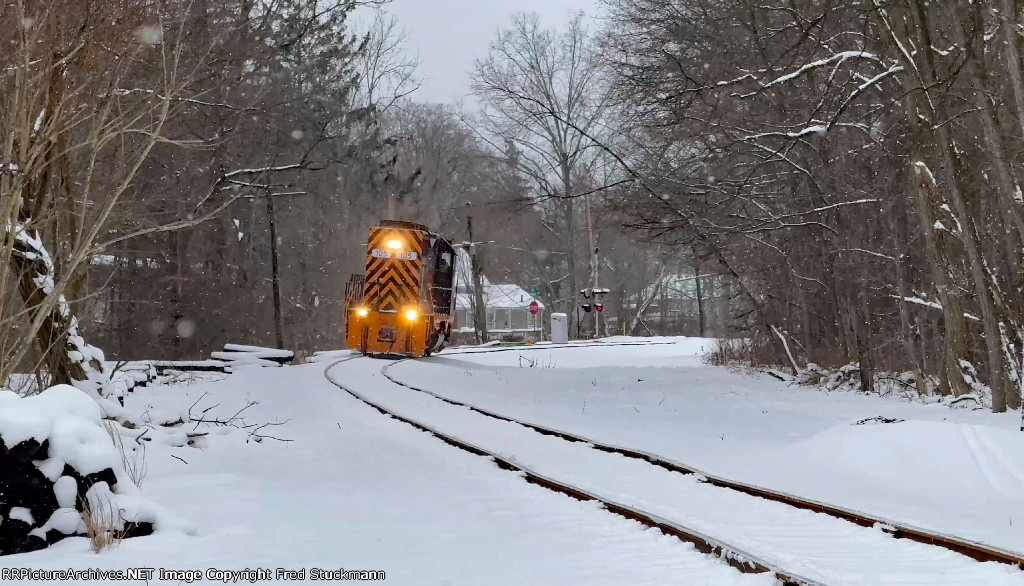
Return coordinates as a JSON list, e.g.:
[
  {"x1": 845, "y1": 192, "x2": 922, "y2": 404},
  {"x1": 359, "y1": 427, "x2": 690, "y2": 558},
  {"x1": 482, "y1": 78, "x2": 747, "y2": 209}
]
[
  {"x1": 326, "y1": 352, "x2": 1024, "y2": 584},
  {"x1": 325, "y1": 356, "x2": 817, "y2": 586},
  {"x1": 379, "y1": 359, "x2": 1024, "y2": 569}
]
